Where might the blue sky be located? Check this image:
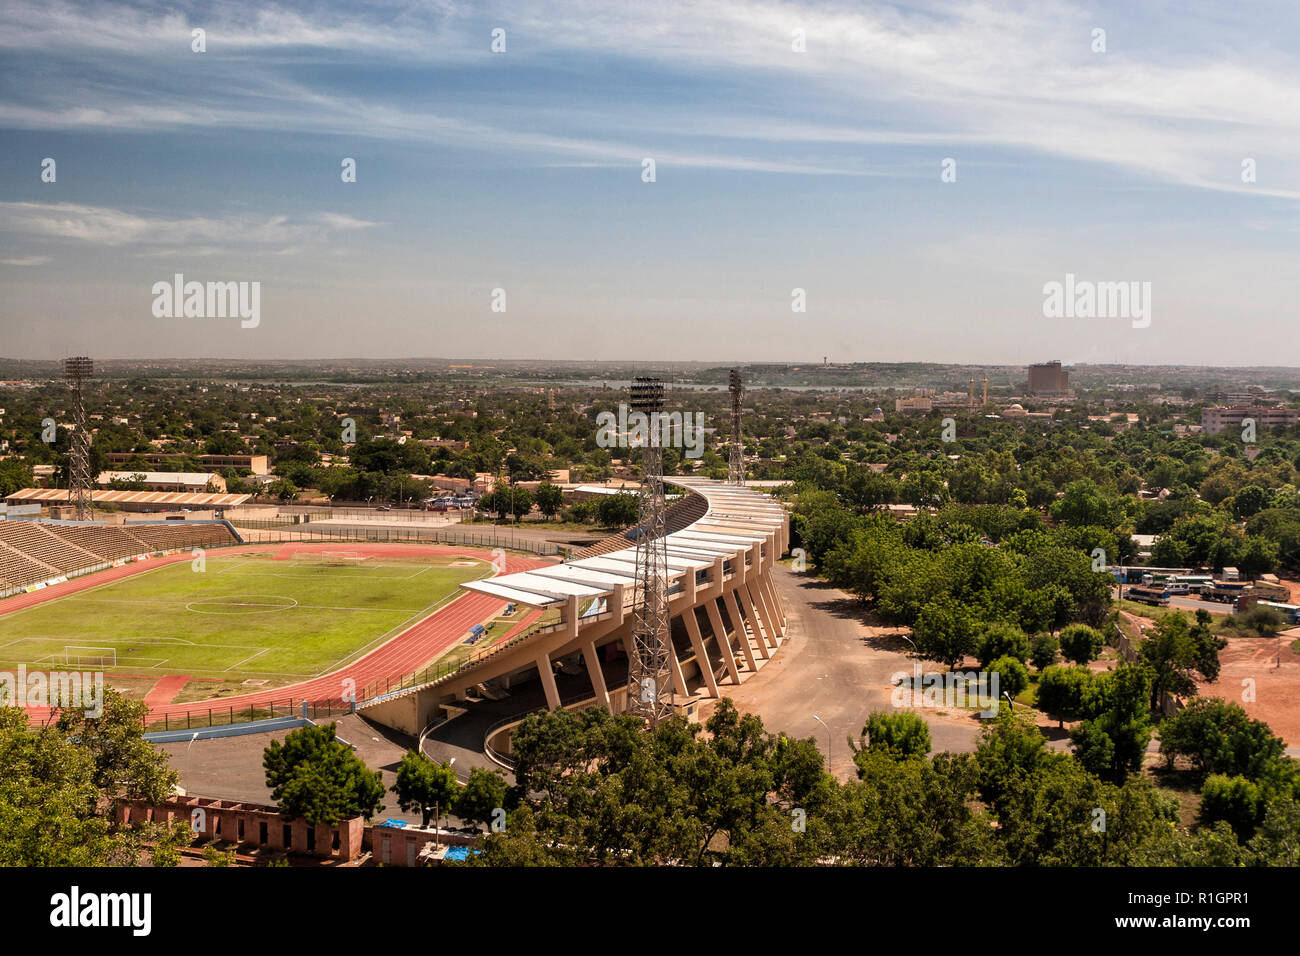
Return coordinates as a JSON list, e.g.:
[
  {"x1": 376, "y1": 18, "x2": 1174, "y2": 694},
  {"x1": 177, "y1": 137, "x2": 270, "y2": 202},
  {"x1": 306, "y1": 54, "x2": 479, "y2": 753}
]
[{"x1": 1, "y1": 0, "x2": 1297, "y2": 365}]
